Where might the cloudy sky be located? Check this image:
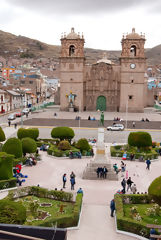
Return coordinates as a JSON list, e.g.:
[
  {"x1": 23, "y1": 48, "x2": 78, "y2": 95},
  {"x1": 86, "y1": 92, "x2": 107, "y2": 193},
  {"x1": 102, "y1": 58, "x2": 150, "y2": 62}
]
[{"x1": 0, "y1": 0, "x2": 161, "y2": 50}]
